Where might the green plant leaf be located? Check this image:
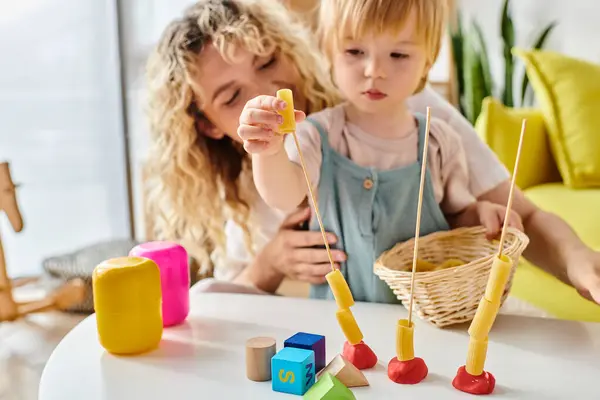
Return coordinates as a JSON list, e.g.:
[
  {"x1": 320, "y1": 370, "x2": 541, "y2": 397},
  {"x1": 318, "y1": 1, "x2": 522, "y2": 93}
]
[
  {"x1": 472, "y1": 53, "x2": 488, "y2": 124},
  {"x1": 462, "y1": 36, "x2": 476, "y2": 123},
  {"x1": 500, "y1": 0, "x2": 515, "y2": 49},
  {"x1": 449, "y1": 11, "x2": 465, "y2": 114},
  {"x1": 462, "y1": 32, "x2": 488, "y2": 125},
  {"x1": 472, "y1": 21, "x2": 494, "y2": 97},
  {"x1": 520, "y1": 22, "x2": 557, "y2": 105},
  {"x1": 501, "y1": 0, "x2": 515, "y2": 106}
]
